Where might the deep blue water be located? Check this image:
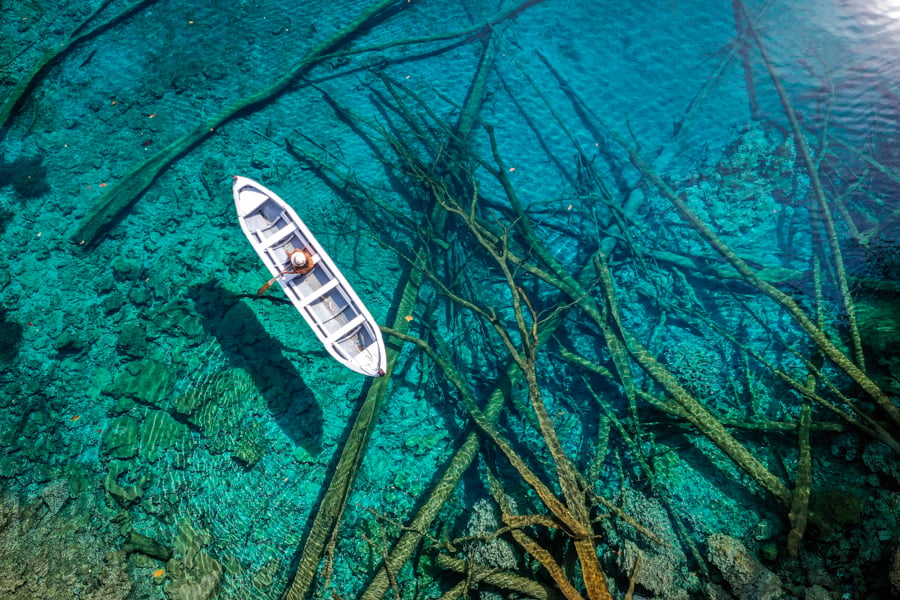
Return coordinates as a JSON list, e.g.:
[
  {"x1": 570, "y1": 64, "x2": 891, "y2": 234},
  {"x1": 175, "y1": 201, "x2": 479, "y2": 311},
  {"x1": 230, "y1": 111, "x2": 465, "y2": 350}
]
[{"x1": 1, "y1": 1, "x2": 898, "y2": 599}]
